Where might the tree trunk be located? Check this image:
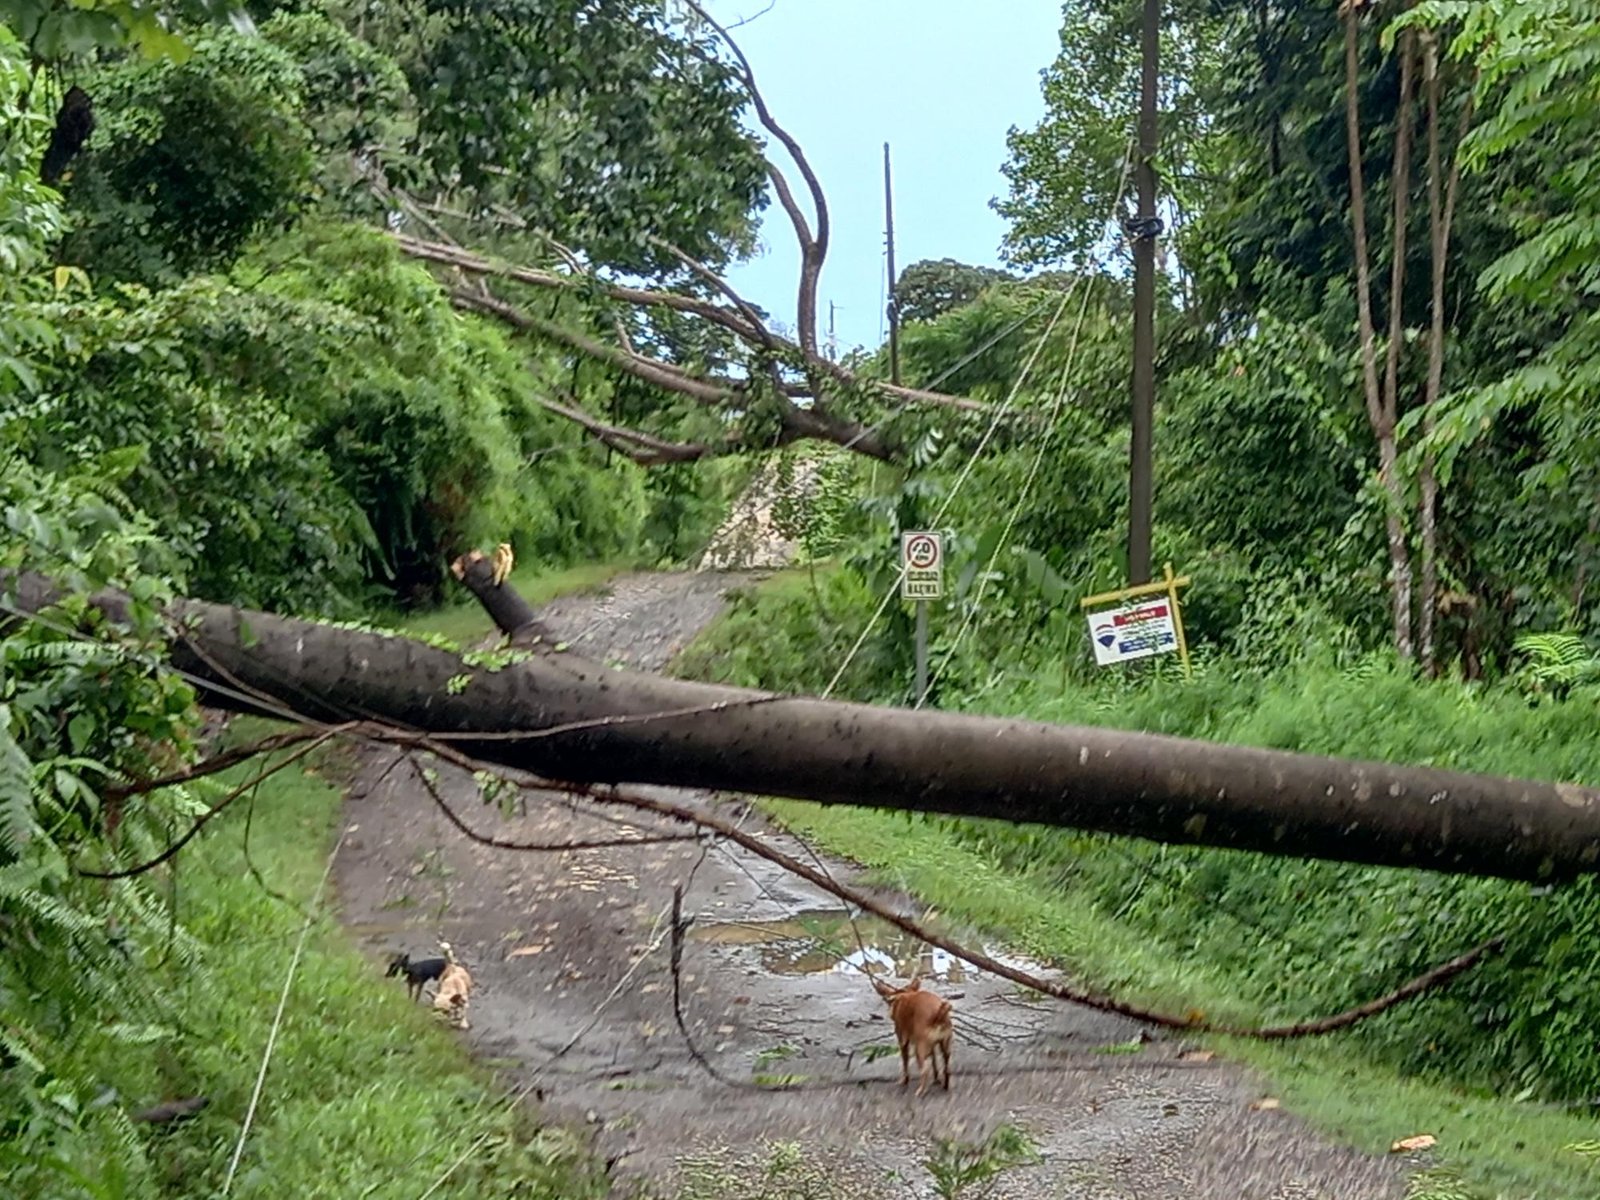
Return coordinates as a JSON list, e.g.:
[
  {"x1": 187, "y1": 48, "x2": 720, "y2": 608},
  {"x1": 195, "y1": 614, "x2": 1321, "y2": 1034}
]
[
  {"x1": 1344, "y1": 8, "x2": 1415, "y2": 660},
  {"x1": 9, "y1": 567, "x2": 1600, "y2": 883},
  {"x1": 1421, "y1": 54, "x2": 1473, "y2": 675},
  {"x1": 1383, "y1": 30, "x2": 1418, "y2": 659}
]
